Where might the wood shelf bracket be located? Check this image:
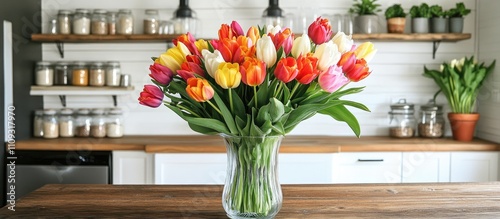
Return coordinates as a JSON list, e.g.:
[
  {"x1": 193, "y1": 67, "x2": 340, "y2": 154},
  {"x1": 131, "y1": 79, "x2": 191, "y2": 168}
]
[
  {"x1": 58, "y1": 95, "x2": 67, "y2": 107},
  {"x1": 432, "y1": 41, "x2": 441, "y2": 59},
  {"x1": 56, "y1": 41, "x2": 64, "y2": 58}
]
